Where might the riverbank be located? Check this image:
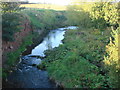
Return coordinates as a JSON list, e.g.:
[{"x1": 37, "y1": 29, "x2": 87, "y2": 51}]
[
  {"x1": 40, "y1": 27, "x2": 112, "y2": 88},
  {"x1": 2, "y1": 32, "x2": 37, "y2": 78},
  {"x1": 2, "y1": 15, "x2": 34, "y2": 79}
]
